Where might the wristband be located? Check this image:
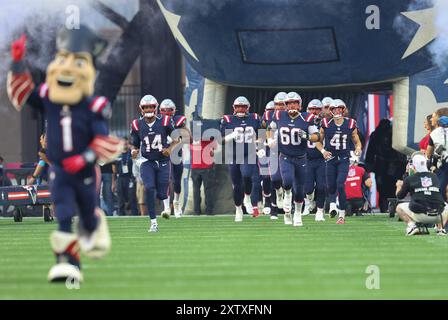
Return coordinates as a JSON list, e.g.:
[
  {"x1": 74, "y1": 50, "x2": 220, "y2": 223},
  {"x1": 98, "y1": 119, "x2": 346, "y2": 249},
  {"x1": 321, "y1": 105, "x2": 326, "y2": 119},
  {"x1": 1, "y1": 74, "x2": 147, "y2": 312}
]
[{"x1": 320, "y1": 148, "x2": 327, "y2": 155}]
